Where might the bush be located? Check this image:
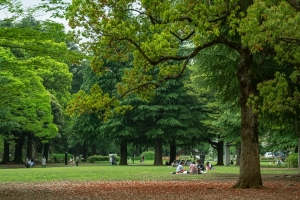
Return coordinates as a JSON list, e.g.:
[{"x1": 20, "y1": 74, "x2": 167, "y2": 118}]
[
  {"x1": 87, "y1": 155, "x2": 120, "y2": 163},
  {"x1": 88, "y1": 157, "x2": 95, "y2": 163},
  {"x1": 51, "y1": 154, "x2": 73, "y2": 162},
  {"x1": 178, "y1": 155, "x2": 190, "y2": 161},
  {"x1": 140, "y1": 151, "x2": 154, "y2": 160},
  {"x1": 286, "y1": 153, "x2": 298, "y2": 167},
  {"x1": 260, "y1": 157, "x2": 275, "y2": 161}
]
